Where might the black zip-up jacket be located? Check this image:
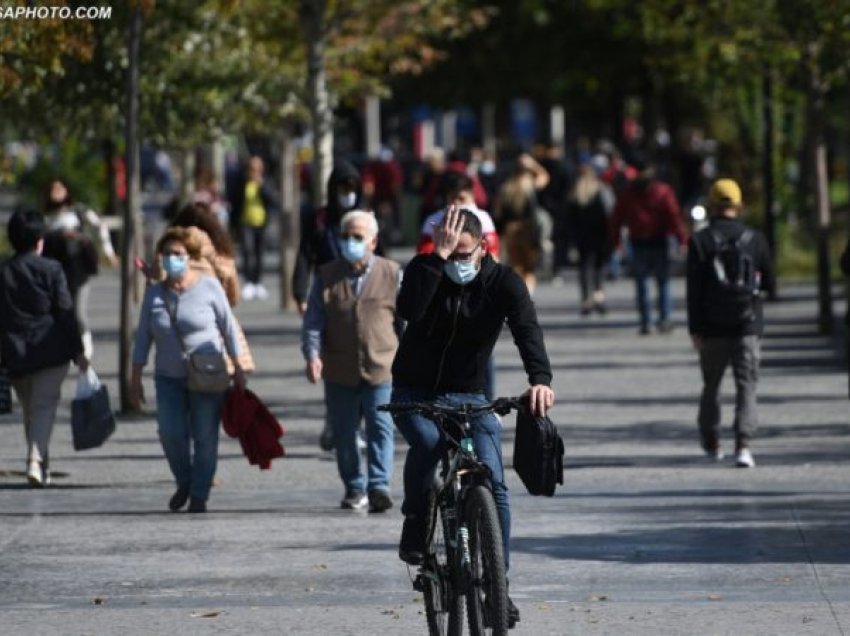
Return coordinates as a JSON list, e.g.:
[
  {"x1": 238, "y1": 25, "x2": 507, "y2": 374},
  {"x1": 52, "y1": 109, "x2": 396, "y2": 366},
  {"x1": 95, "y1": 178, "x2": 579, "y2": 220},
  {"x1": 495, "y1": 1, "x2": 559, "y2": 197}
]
[
  {"x1": 686, "y1": 217, "x2": 775, "y2": 337},
  {"x1": 392, "y1": 253, "x2": 552, "y2": 393},
  {"x1": 0, "y1": 252, "x2": 82, "y2": 377}
]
